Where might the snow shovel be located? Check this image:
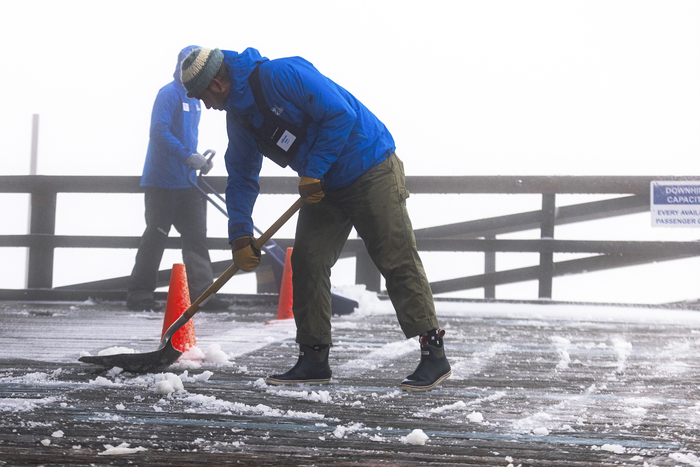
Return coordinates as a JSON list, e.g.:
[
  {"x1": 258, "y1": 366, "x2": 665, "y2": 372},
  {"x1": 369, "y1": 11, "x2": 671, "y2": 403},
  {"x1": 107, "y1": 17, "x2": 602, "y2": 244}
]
[
  {"x1": 78, "y1": 196, "x2": 306, "y2": 373},
  {"x1": 188, "y1": 151, "x2": 359, "y2": 315}
]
